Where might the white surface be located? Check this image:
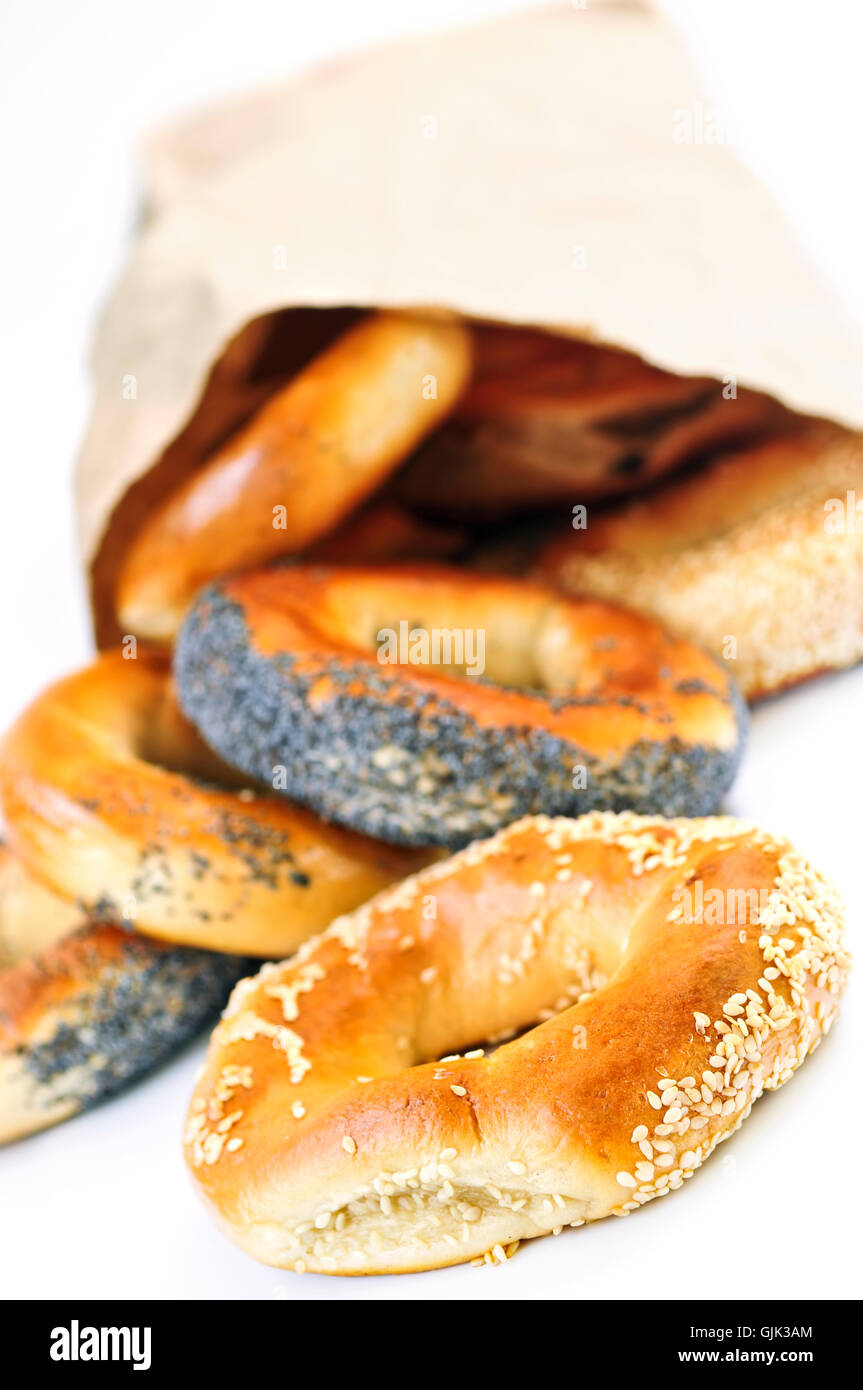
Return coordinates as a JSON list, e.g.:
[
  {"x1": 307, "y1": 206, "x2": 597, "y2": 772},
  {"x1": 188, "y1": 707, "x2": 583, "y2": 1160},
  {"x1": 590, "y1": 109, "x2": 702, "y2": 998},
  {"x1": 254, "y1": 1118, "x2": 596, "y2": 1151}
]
[{"x1": 0, "y1": 0, "x2": 861, "y2": 1301}]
